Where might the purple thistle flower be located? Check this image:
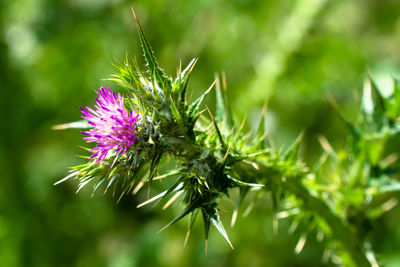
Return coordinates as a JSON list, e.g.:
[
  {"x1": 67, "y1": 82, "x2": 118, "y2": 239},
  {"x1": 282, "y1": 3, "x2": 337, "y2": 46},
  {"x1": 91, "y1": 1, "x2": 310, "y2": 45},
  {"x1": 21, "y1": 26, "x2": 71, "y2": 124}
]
[{"x1": 80, "y1": 87, "x2": 139, "y2": 163}]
